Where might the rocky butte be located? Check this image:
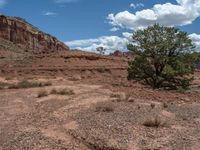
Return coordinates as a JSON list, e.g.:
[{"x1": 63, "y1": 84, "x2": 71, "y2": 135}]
[{"x1": 0, "y1": 15, "x2": 69, "y2": 52}]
